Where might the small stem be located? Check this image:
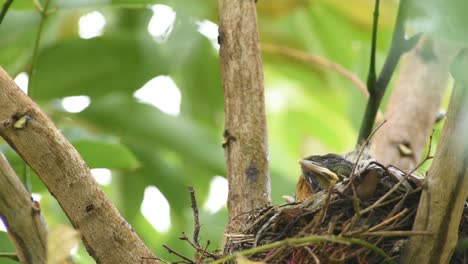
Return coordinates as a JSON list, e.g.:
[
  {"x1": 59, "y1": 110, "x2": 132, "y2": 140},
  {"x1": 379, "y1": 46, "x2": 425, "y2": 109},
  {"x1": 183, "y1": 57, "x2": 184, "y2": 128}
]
[
  {"x1": 367, "y1": 0, "x2": 379, "y2": 95},
  {"x1": 357, "y1": 0, "x2": 418, "y2": 145},
  {"x1": 0, "y1": 252, "x2": 18, "y2": 261},
  {"x1": 0, "y1": 0, "x2": 14, "y2": 26},
  {"x1": 28, "y1": 0, "x2": 52, "y2": 99}
]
